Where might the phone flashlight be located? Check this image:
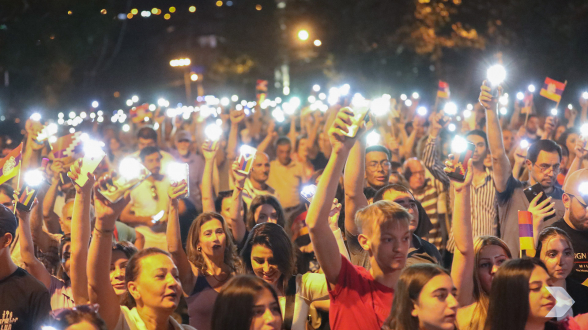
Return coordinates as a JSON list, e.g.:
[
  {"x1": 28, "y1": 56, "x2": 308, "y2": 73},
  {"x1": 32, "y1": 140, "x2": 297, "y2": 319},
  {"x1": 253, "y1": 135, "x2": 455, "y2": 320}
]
[
  {"x1": 448, "y1": 136, "x2": 475, "y2": 182},
  {"x1": 300, "y1": 185, "x2": 317, "y2": 203},
  {"x1": 550, "y1": 109, "x2": 558, "y2": 116},
  {"x1": 366, "y1": 131, "x2": 380, "y2": 147},
  {"x1": 167, "y1": 162, "x2": 190, "y2": 198},
  {"x1": 17, "y1": 170, "x2": 47, "y2": 211},
  {"x1": 520, "y1": 139, "x2": 530, "y2": 149},
  {"x1": 75, "y1": 139, "x2": 106, "y2": 187},
  {"x1": 204, "y1": 124, "x2": 222, "y2": 149},
  {"x1": 487, "y1": 65, "x2": 506, "y2": 96},
  {"x1": 345, "y1": 104, "x2": 371, "y2": 138},
  {"x1": 97, "y1": 157, "x2": 152, "y2": 203},
  {"x1": 417, "y1": 107, "x2": 428, "y2": 117}
]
